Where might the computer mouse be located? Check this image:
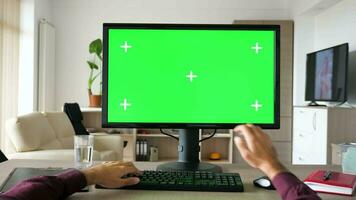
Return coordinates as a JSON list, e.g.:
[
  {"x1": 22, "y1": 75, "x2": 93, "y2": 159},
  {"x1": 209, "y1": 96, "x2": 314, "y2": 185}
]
[{"x1": 253, "y1": 176, "x2": 275, "y2": 190}]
